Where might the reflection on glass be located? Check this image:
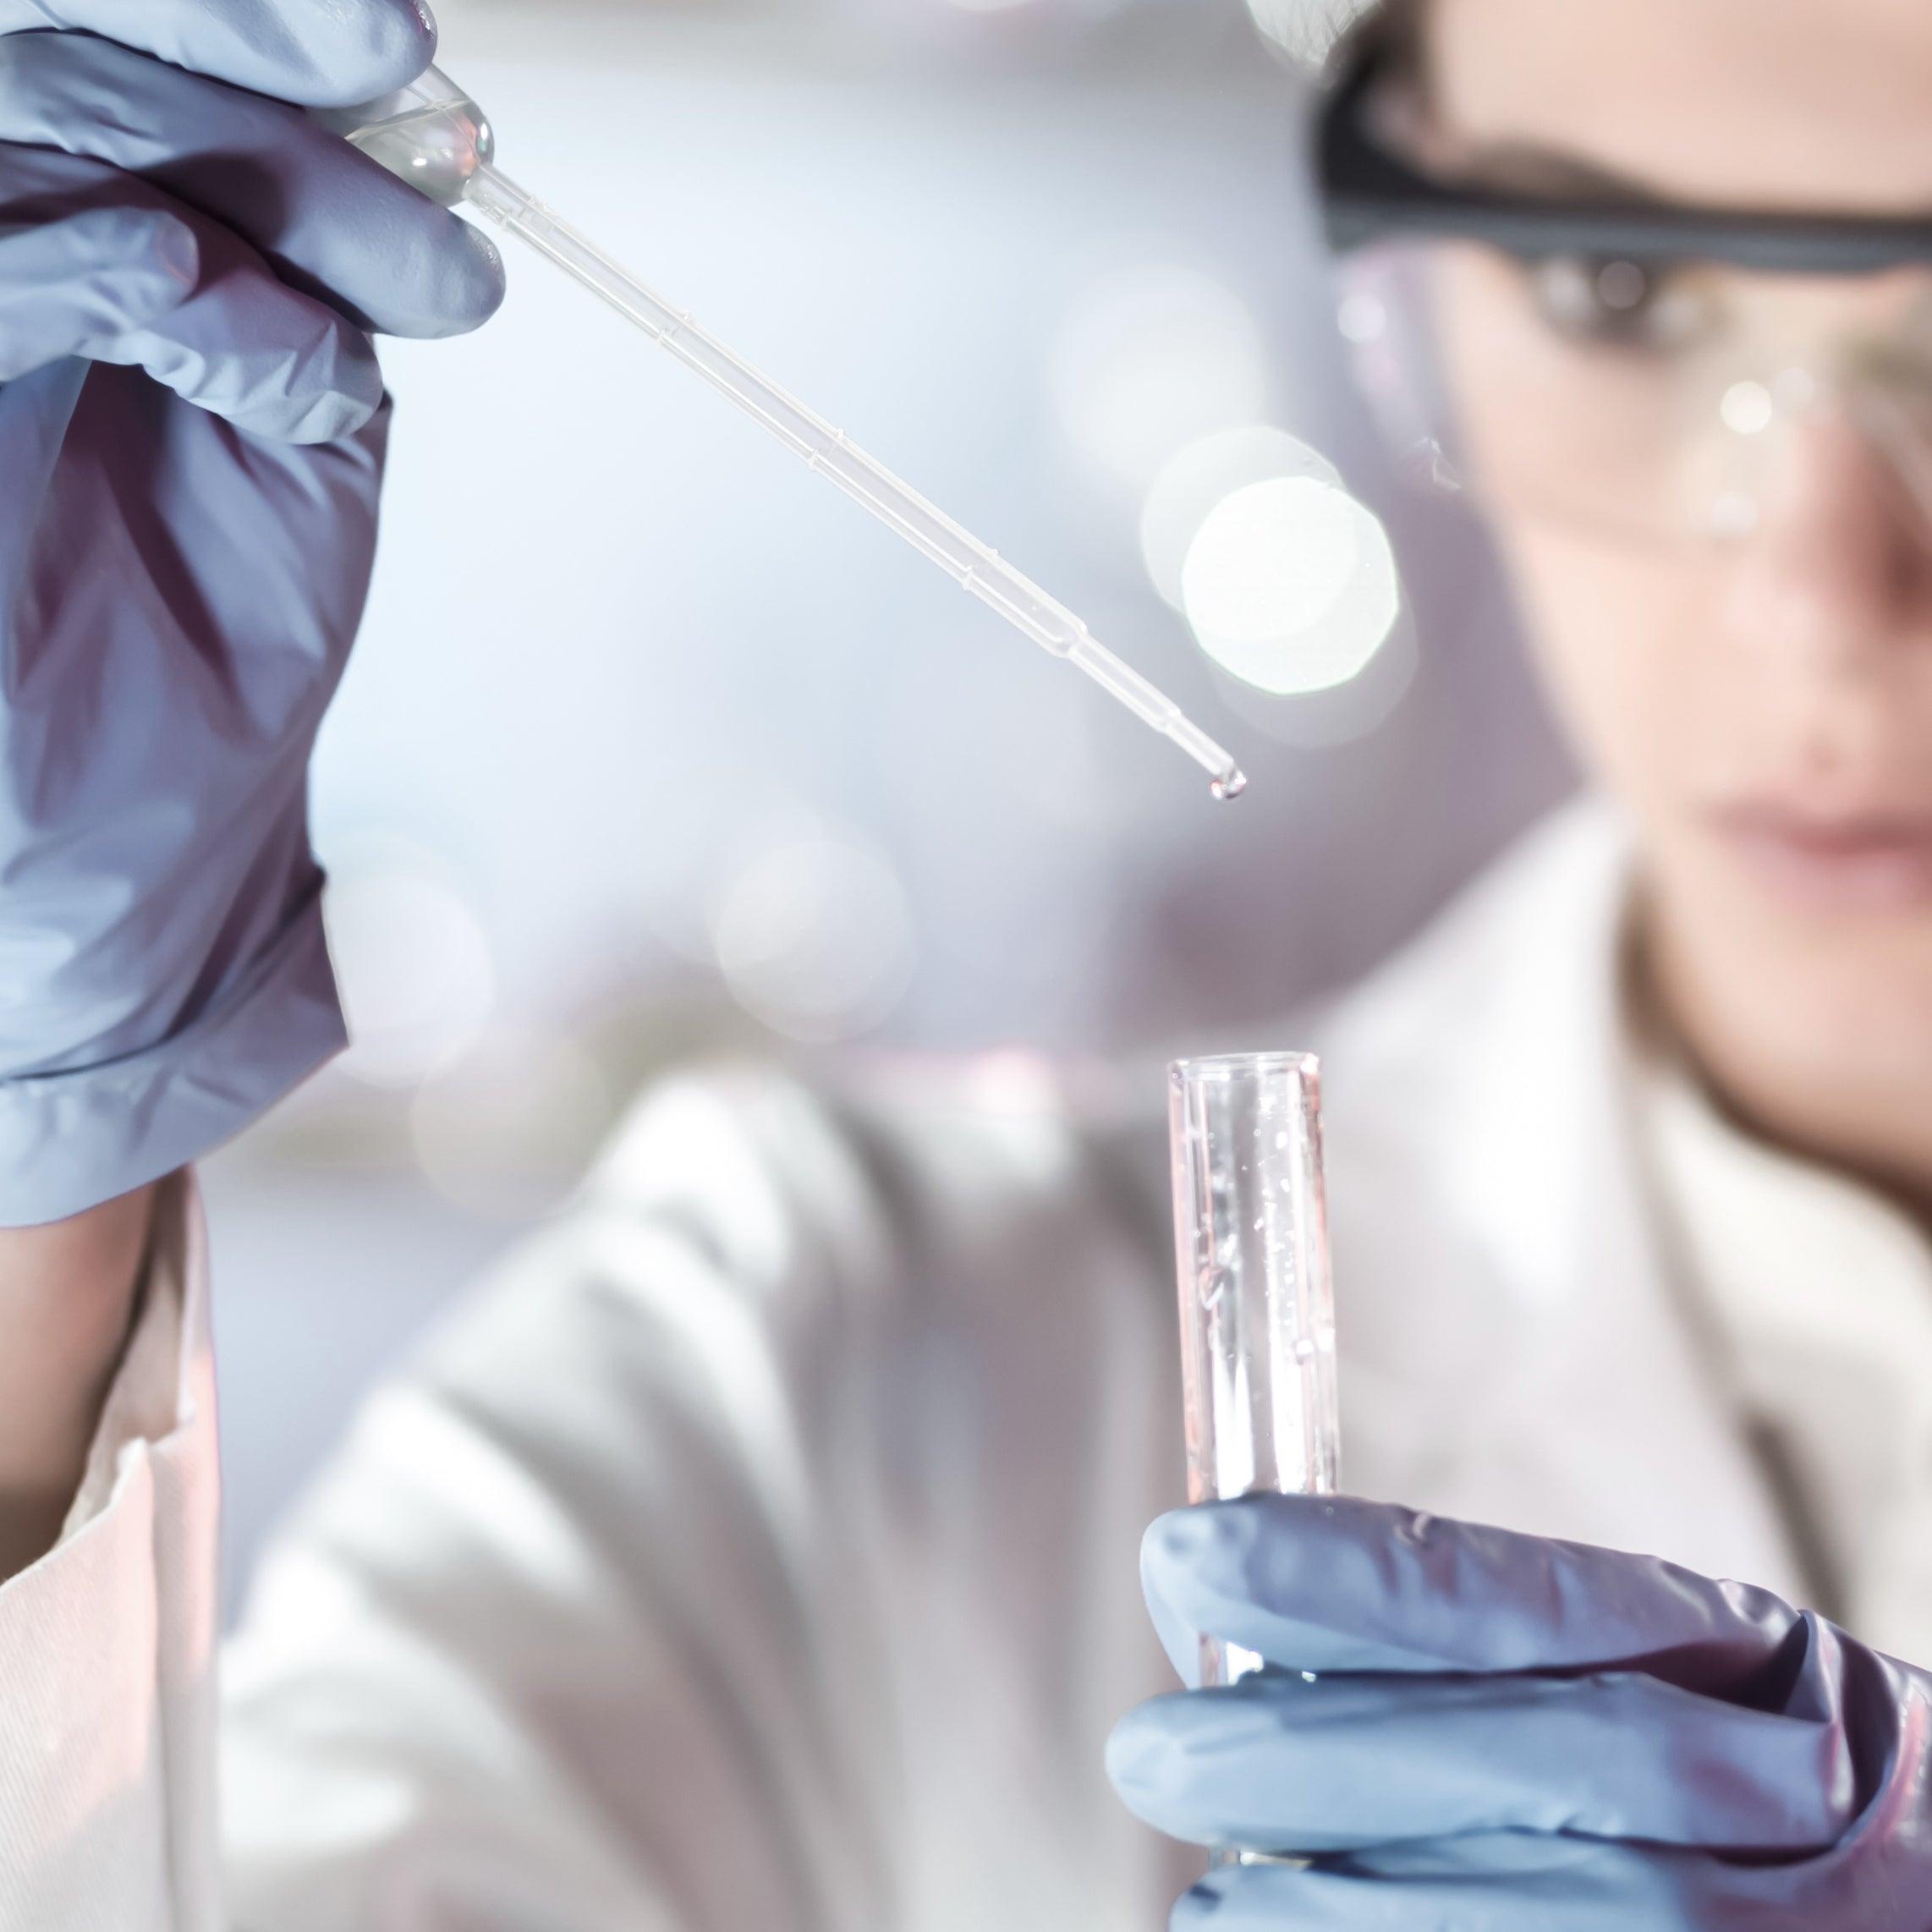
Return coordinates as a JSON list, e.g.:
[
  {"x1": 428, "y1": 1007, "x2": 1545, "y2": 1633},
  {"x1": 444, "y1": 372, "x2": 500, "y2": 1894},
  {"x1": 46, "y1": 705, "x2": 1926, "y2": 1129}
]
[{"x1": 1168, "y1": 1052, "x2": 1342, "y2": 1690}]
